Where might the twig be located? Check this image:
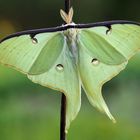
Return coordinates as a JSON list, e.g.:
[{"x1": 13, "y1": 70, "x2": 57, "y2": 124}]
[
  {"x1": 65, "y1": 0, "x2": 71, "y2": 14},
  {"x1": 60, "y1": 94, "x2": 67, "y2": 140},
  {"x1": 60, "y1": 1, "x2": 71, "y2": 140}
]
